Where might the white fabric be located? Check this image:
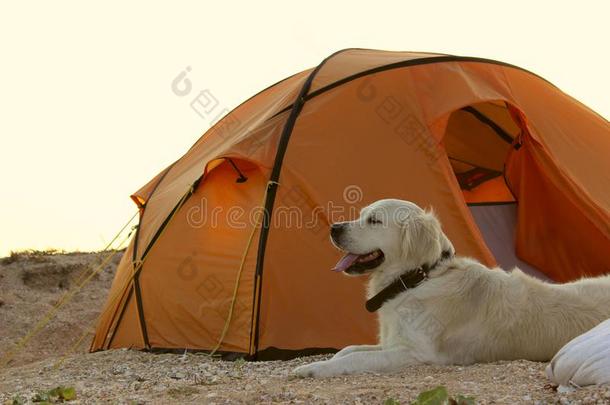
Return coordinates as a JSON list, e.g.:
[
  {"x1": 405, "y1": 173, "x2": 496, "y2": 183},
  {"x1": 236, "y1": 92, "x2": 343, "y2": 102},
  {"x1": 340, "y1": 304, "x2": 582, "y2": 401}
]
[
  {"x1": 468, "y1": 204, "x2": 550, "y2": 281},
  {"x1": 546, "y1": 318, "x2": 610, "y2": 387}
]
